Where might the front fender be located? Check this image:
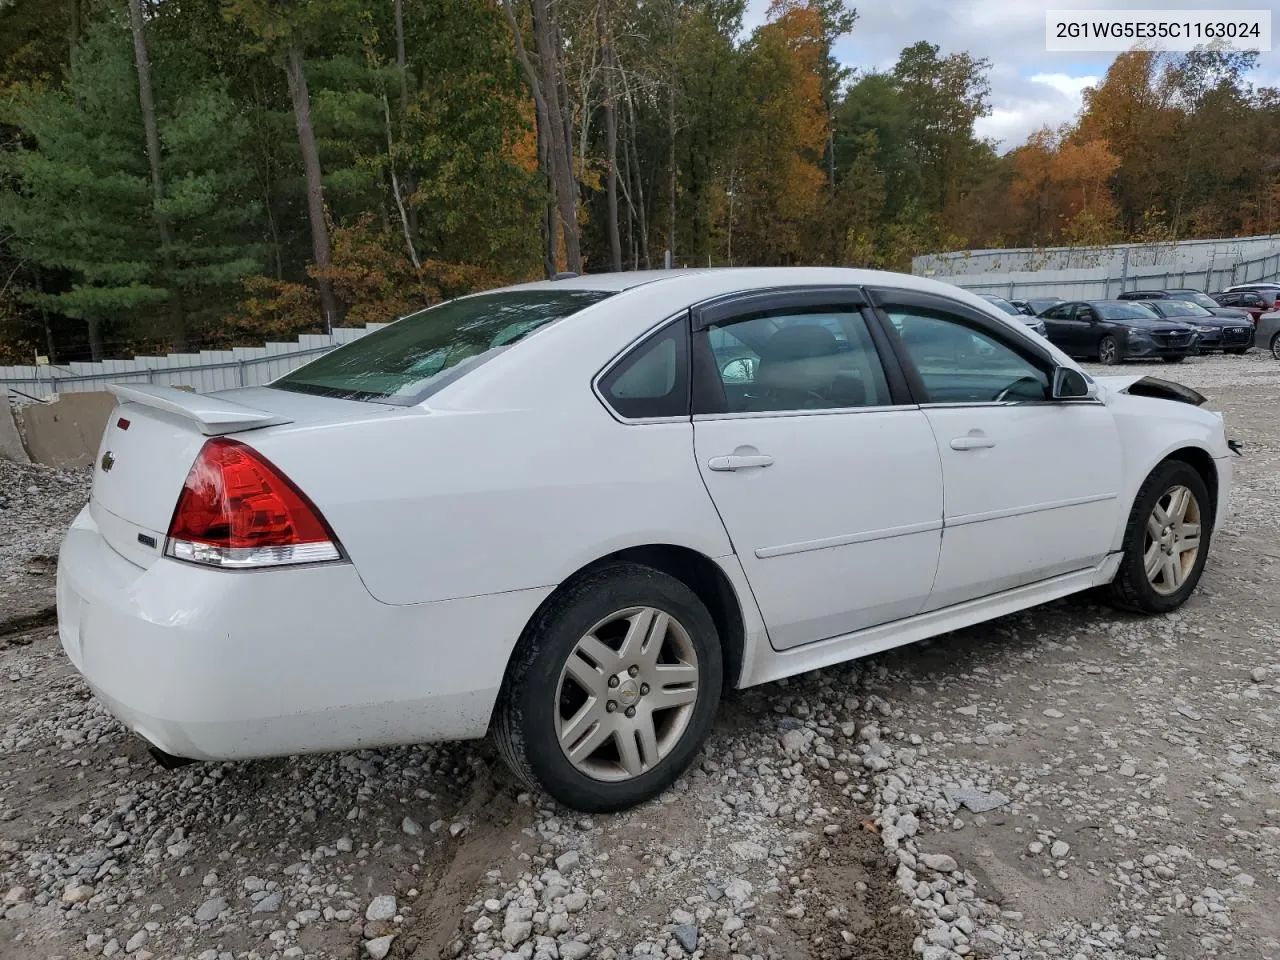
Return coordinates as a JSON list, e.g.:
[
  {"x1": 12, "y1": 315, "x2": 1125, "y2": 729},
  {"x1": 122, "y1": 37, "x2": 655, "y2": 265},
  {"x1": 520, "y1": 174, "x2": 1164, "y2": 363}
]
[{"x1": 1102, "y1": 390, "x2": 1230, "y2": 552}]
